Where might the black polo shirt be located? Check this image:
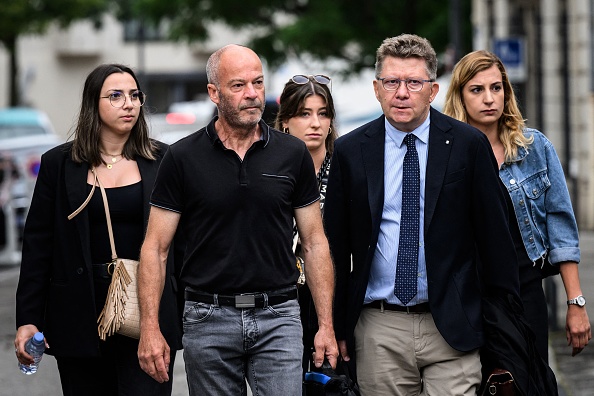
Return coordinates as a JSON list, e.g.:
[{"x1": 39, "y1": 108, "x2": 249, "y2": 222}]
[{"x1": 150, "y1": 118, "x2": 319, "y2": 293}]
